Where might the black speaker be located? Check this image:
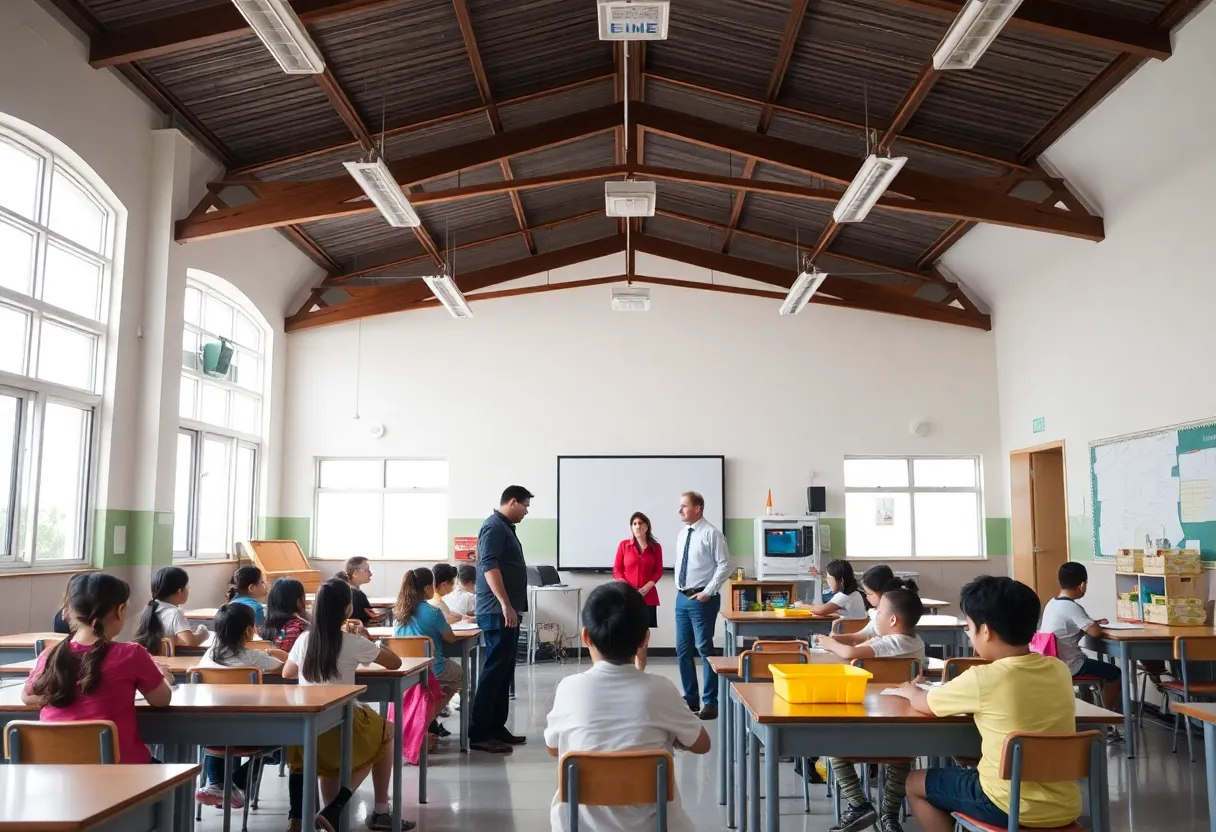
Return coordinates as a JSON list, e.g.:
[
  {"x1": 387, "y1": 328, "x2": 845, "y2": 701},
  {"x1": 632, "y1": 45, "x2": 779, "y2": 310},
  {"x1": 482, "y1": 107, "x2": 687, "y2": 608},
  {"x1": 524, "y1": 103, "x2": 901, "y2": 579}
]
[{"x1": 807, "y1": 486, "x2": 826, "y2": 514}]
